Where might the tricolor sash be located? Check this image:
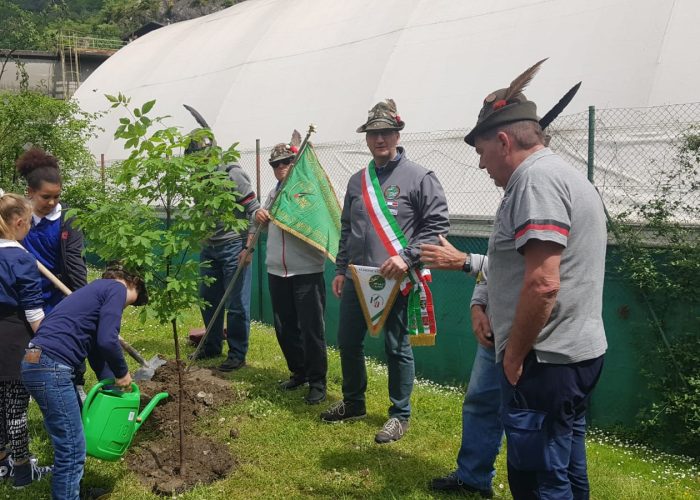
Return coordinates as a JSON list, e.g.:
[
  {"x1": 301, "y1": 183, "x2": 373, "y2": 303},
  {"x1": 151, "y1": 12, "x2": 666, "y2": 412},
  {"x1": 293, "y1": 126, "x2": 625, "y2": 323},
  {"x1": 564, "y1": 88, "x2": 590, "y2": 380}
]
[{"x1": 357, "y1": 161, "x2": 437, "y2": 346}]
